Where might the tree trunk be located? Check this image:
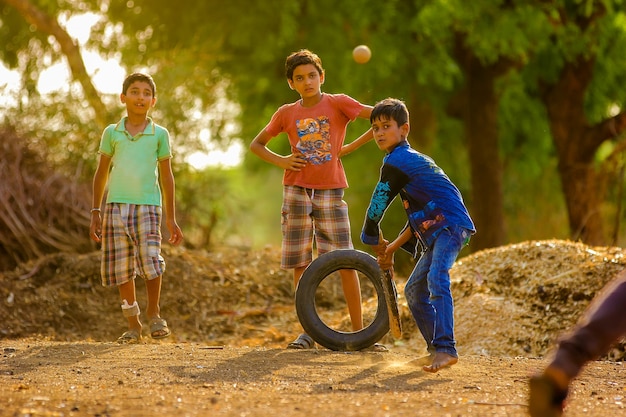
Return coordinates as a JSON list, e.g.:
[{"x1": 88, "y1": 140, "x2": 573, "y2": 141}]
[
  {"x1": 542, "y1": 57, "x2": 603, "y2": 244},
  {"x1": 406, "y1": 92, "x2": 438, "y2": 155},
  {"x1": 452, "y1": 36, "x2": 515, "y2": 251},
  {"x1": 463, "y1": 65, "x2": 506, "y2": 251},
  {"x1": 558, "y1": 161, "x2": 603, "y2": 243}
]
